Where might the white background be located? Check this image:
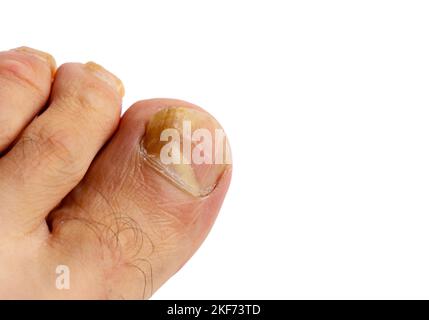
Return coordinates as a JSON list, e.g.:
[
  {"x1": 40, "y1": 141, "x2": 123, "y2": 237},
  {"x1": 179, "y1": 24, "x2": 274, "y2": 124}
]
[{"x1": 2, "y1": 0, "x2": 429, "y2": 299}]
